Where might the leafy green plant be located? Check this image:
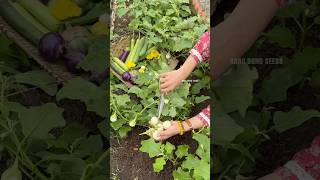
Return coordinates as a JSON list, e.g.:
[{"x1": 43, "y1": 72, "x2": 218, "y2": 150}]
[{"x1": 122, "y1": 0, "x2": 208, "y2": 52}]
